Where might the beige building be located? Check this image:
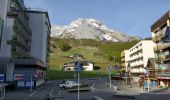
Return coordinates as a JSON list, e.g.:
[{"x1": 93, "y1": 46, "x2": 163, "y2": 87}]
[
  {"x1": 121, "y1": 50, "x2": 130, "y2": 72},
  {"x1": 122, "y1": 40, "x2": 156, "y2": 82},
  {"x1": 151, "y1": 11, "x2": 170, "y2": 87}
]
